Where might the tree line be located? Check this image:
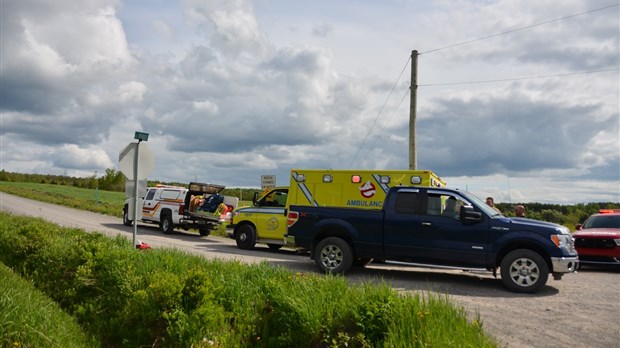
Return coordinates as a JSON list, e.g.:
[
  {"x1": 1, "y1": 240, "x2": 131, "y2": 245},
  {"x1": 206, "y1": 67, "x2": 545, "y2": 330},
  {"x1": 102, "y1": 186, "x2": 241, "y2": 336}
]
[
  {"x1": 1, "y1": 169, "x2": 618, "y2": 228},
  {"x1": 0, "y1": 169, "x2": 261, "y2": 201}
]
